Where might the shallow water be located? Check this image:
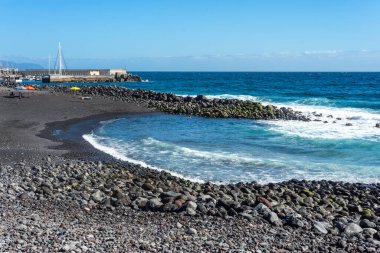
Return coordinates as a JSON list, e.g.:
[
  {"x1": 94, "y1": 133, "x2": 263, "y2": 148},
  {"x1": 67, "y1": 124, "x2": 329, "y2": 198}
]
[{"x1": 80, "y1": 72, "x2": 380, "y2": 183}]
